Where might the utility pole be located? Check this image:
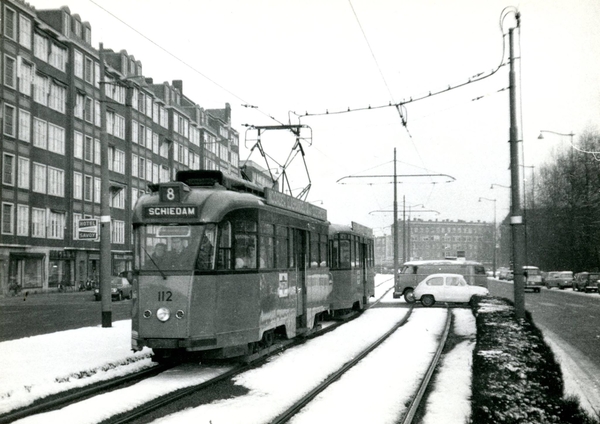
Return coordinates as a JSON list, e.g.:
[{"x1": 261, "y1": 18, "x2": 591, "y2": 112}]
[
  {"x1": 508, "y1": 19, "x2": 526, "y2": 319},
  {"x1": 99, "y1": 43, "x2": 112, "y2": 327},
  {"x1": 402, "y1": 195, "x2": 406, "y2": 263},
  {"x1": 393, "y1": 148, "x2": 399, "y2": 288}
]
